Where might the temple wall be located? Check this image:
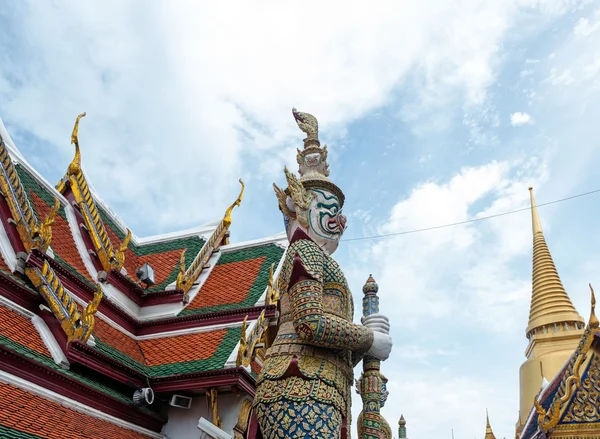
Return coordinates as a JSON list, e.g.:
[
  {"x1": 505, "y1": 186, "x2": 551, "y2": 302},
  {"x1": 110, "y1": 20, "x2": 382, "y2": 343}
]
[{"x1": 162, "y1": 393, "x2": 248, "y2": 439}]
